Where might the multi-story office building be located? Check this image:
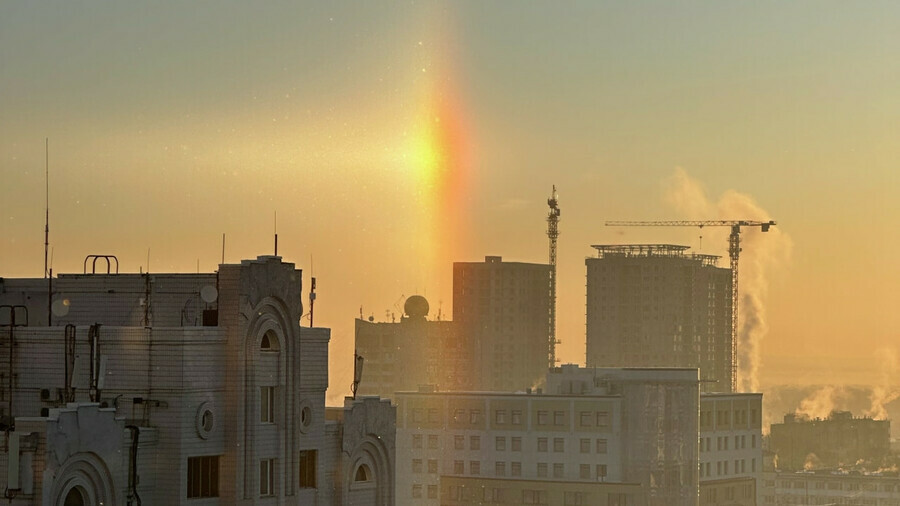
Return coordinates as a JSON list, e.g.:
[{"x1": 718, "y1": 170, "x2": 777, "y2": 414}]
[
  {"x1": 769, "y1": 410, "x2": 891, "y2": 472},
  {"x1": 453, "y1": 256, "x2": 551, "y2": 392},
  {"x1": 700, "y1": 393, "x2": 764, "y2": 506},
  {"x1": 395, "y1": 365, "x2": 700, "y2": 506},
  {"x1": 586, "y1": 244, "x2": 733, "y2": 393},
  {"x1": 355, "y1": 295, "x2": 473, "y2": 398},
  {"x1": 0, "y1": 255, "x2": 395, "y2": 505}
]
